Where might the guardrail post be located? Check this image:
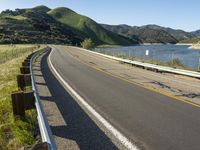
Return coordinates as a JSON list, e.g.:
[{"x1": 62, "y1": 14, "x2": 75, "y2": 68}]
[
  {"x1": 22, "y1": 61, "x2": 30, "y2": 67},
  {"x1": 24, "y1": 91, "x2": 35, "y2": 110},
  {"x1": 25, "y1": 58, "x2": 31, "y2": 61},
  {"x1": 32, "y1": 142, "x2": 49, "y2": 150},
  {"x1": 26, "y1": 56, "x2": 31, "y2": 59},
  {"x1": 17, "y1": 74, "x2": 31, "y2": 91},
  {"x1": 20, "y1": 66, "x2": 30, "y2": 74},
  {"x1": 26, "y1": 54, "x2": 34, "y2": 59},
  {"x1": 11, "y1": 91, "x2": 25, "y2": 117},
  {"x1": 11, "y1": 91, "x2": 35, "y2": 117}
]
